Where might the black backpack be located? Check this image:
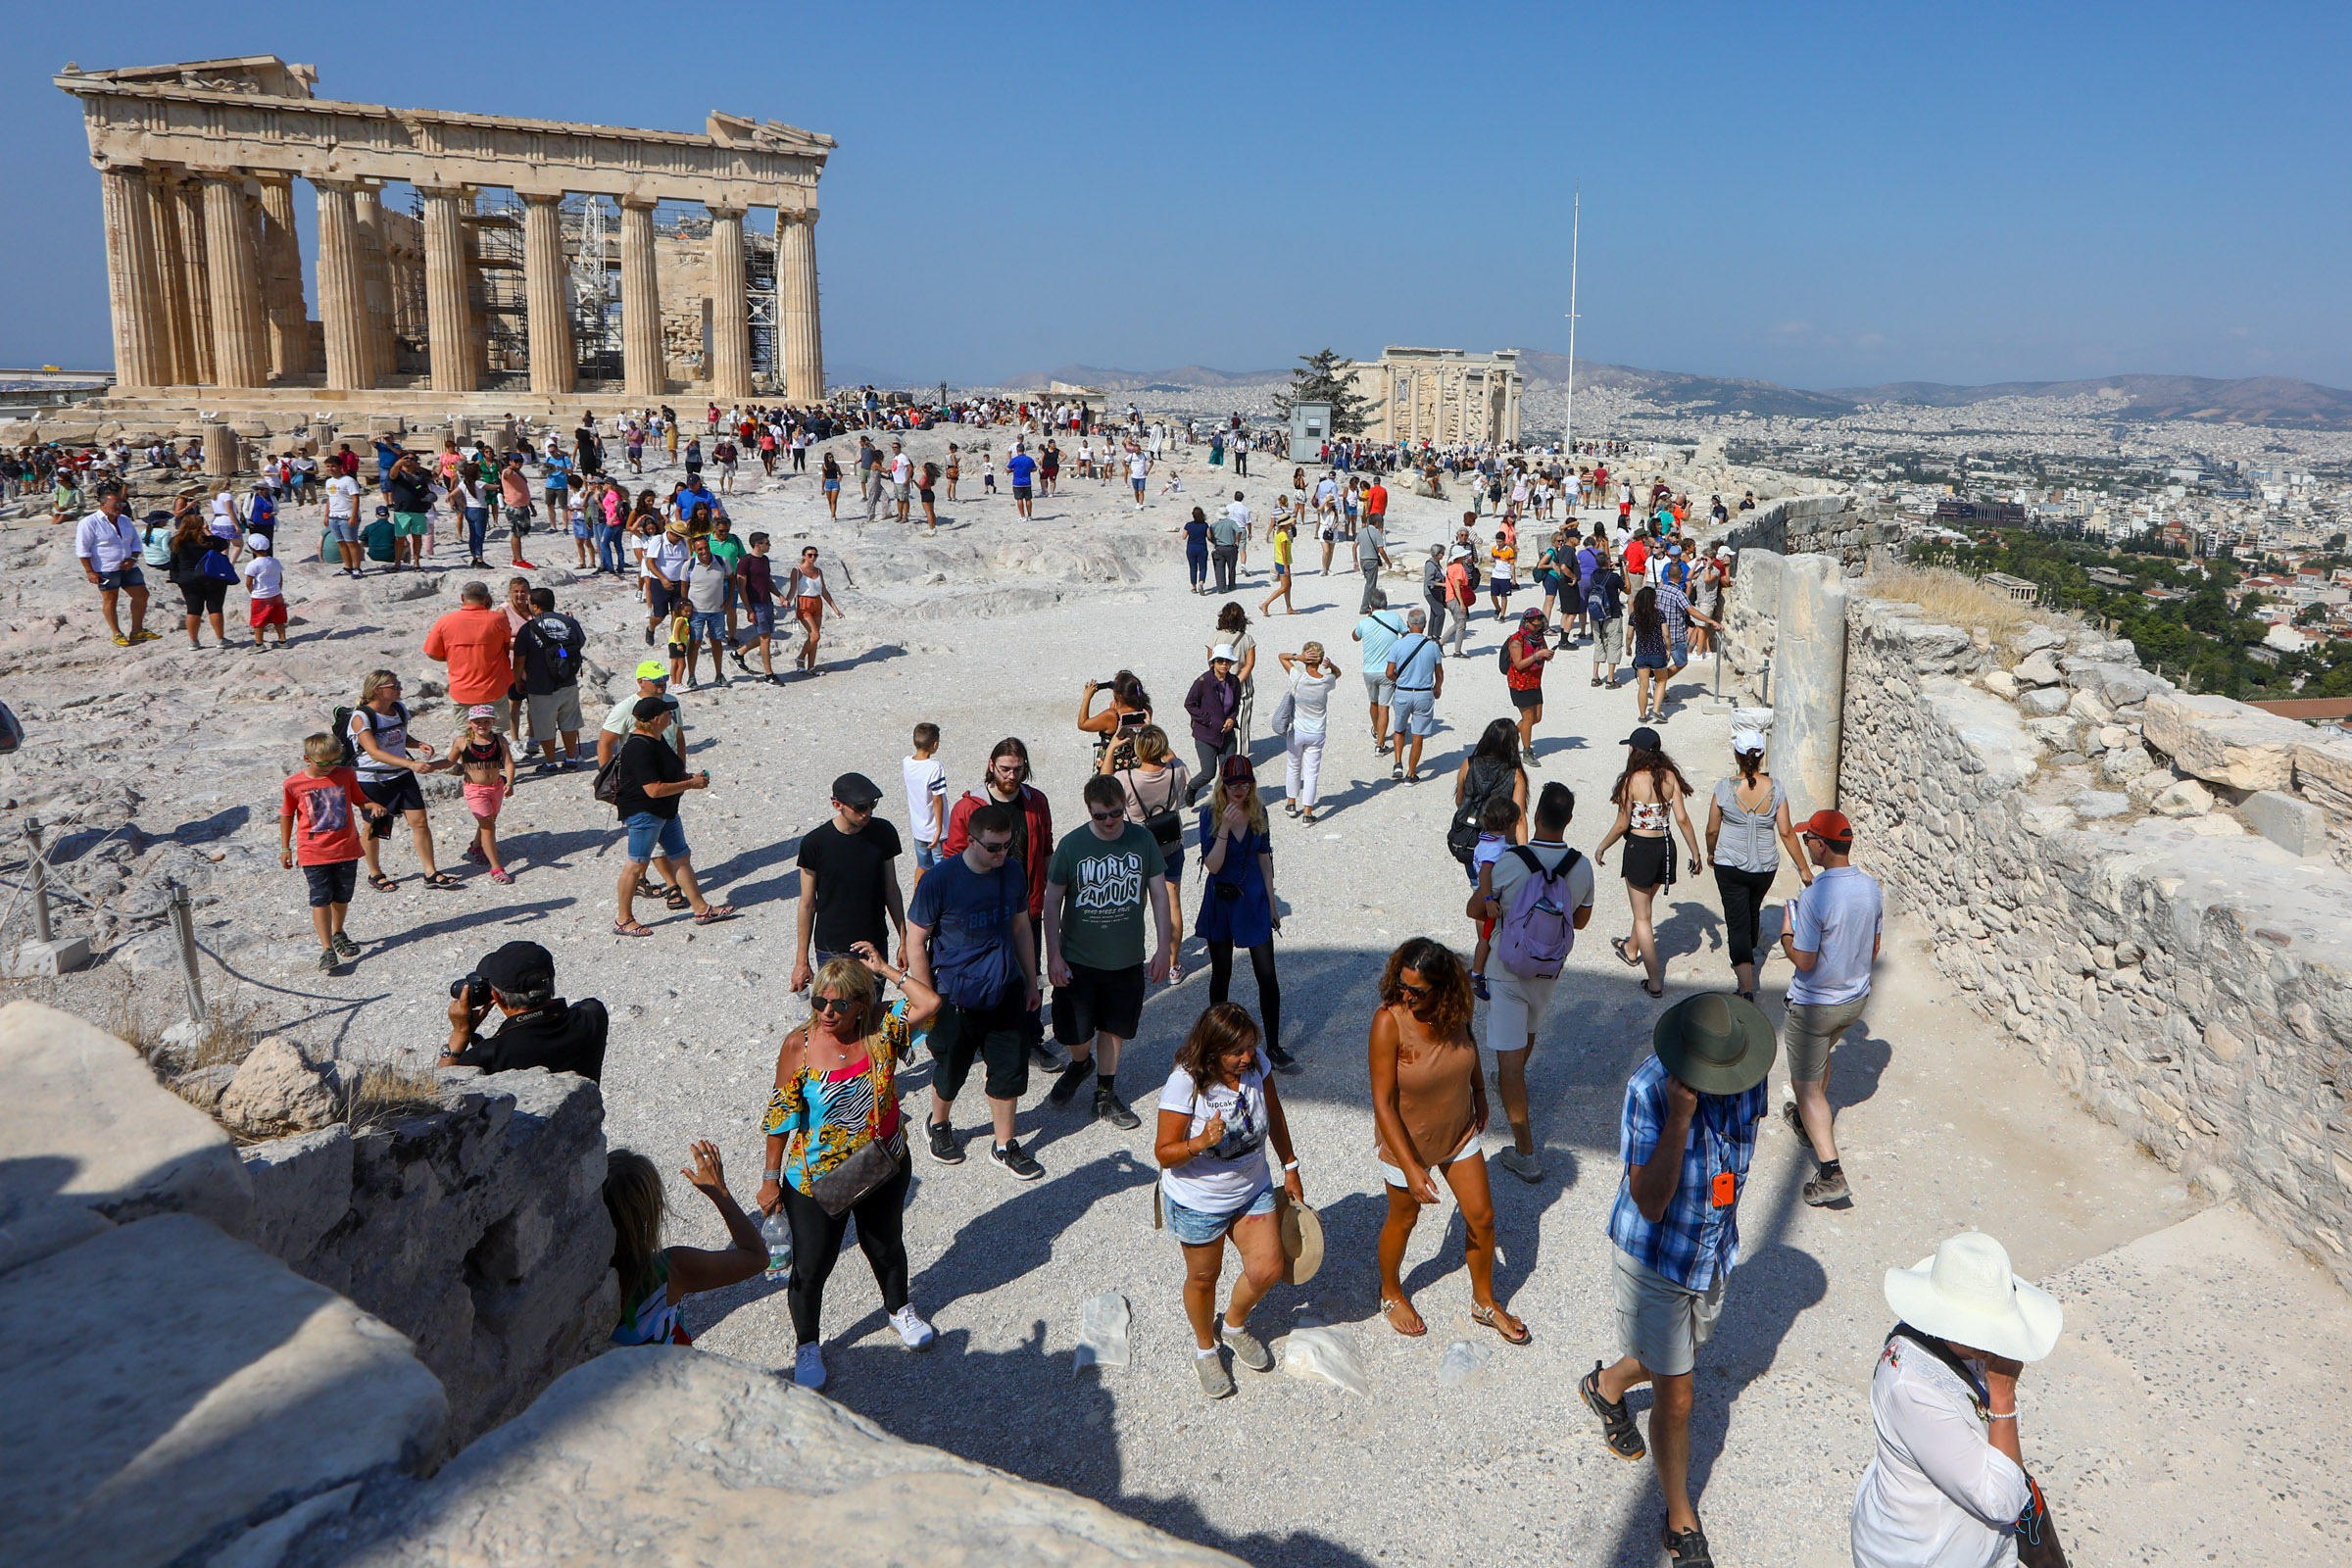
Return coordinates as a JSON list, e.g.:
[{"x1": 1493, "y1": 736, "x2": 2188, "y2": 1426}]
[
  {"x1": 1447, "y1": 756, "x2": 1516, "y2": 865},
  {"x1": 331, "y1": 702, "x2": 403, "y2": 768}
]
